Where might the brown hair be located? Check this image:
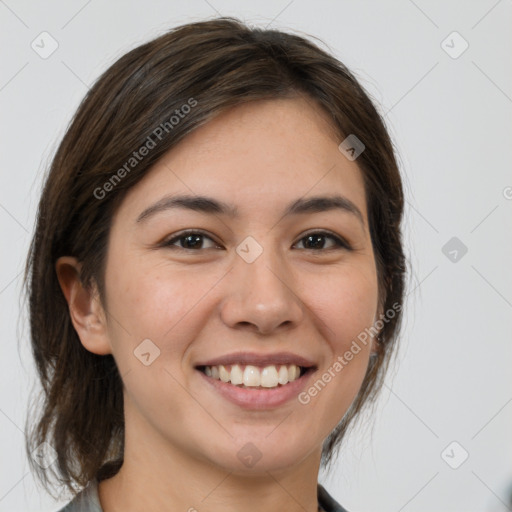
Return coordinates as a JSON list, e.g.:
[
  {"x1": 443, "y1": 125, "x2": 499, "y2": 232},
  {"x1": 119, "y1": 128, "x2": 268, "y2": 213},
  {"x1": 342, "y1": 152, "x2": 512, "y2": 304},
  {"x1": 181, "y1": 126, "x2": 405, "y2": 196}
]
[{"x1": 23, "y1": 16, "x2": 407, "y2": 498}]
